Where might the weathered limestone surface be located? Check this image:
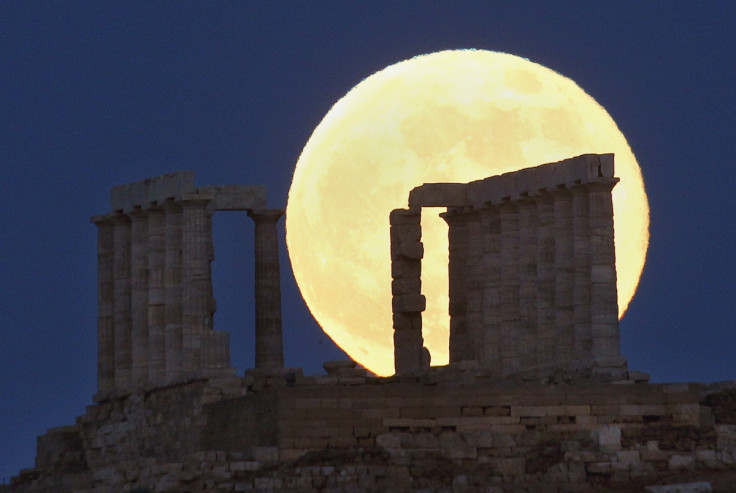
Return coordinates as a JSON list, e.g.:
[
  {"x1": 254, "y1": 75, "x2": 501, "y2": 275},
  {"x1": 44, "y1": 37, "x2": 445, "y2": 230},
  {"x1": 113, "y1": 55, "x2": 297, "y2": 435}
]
[
  {"x1": 11, "y1": 158, "x2": 735, "y2": 493},
  {"x1": 248, "y1": 209, "x2": 286, "y2": 369},
  {"x1": 90, "y1": 172, "x2": 274, "y2": 398},
  {"x1": 396, "y1": 154, "x2": 627, "y2": 378},
  {"x1": 9, "y1": 376, "x2": 736, "y2": 492},
  {"x1": 390, "y1": 207, "x2": 428, "y2": 374}
]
